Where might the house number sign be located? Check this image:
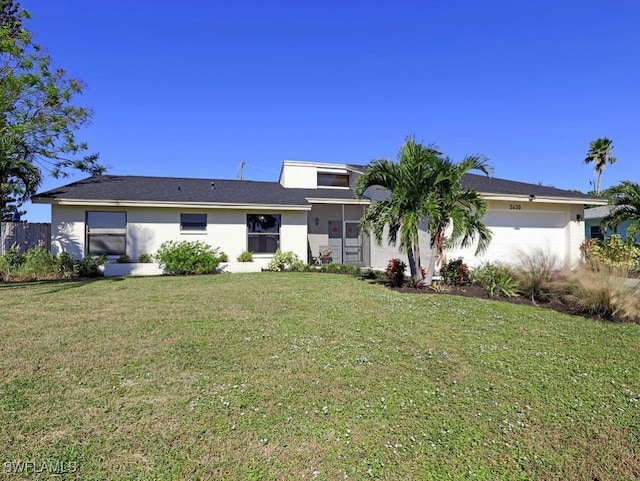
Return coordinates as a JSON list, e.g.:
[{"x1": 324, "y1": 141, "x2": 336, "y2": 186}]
[{"x1": 509, "y1": 204, "x2": 522, "y2": 210}]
